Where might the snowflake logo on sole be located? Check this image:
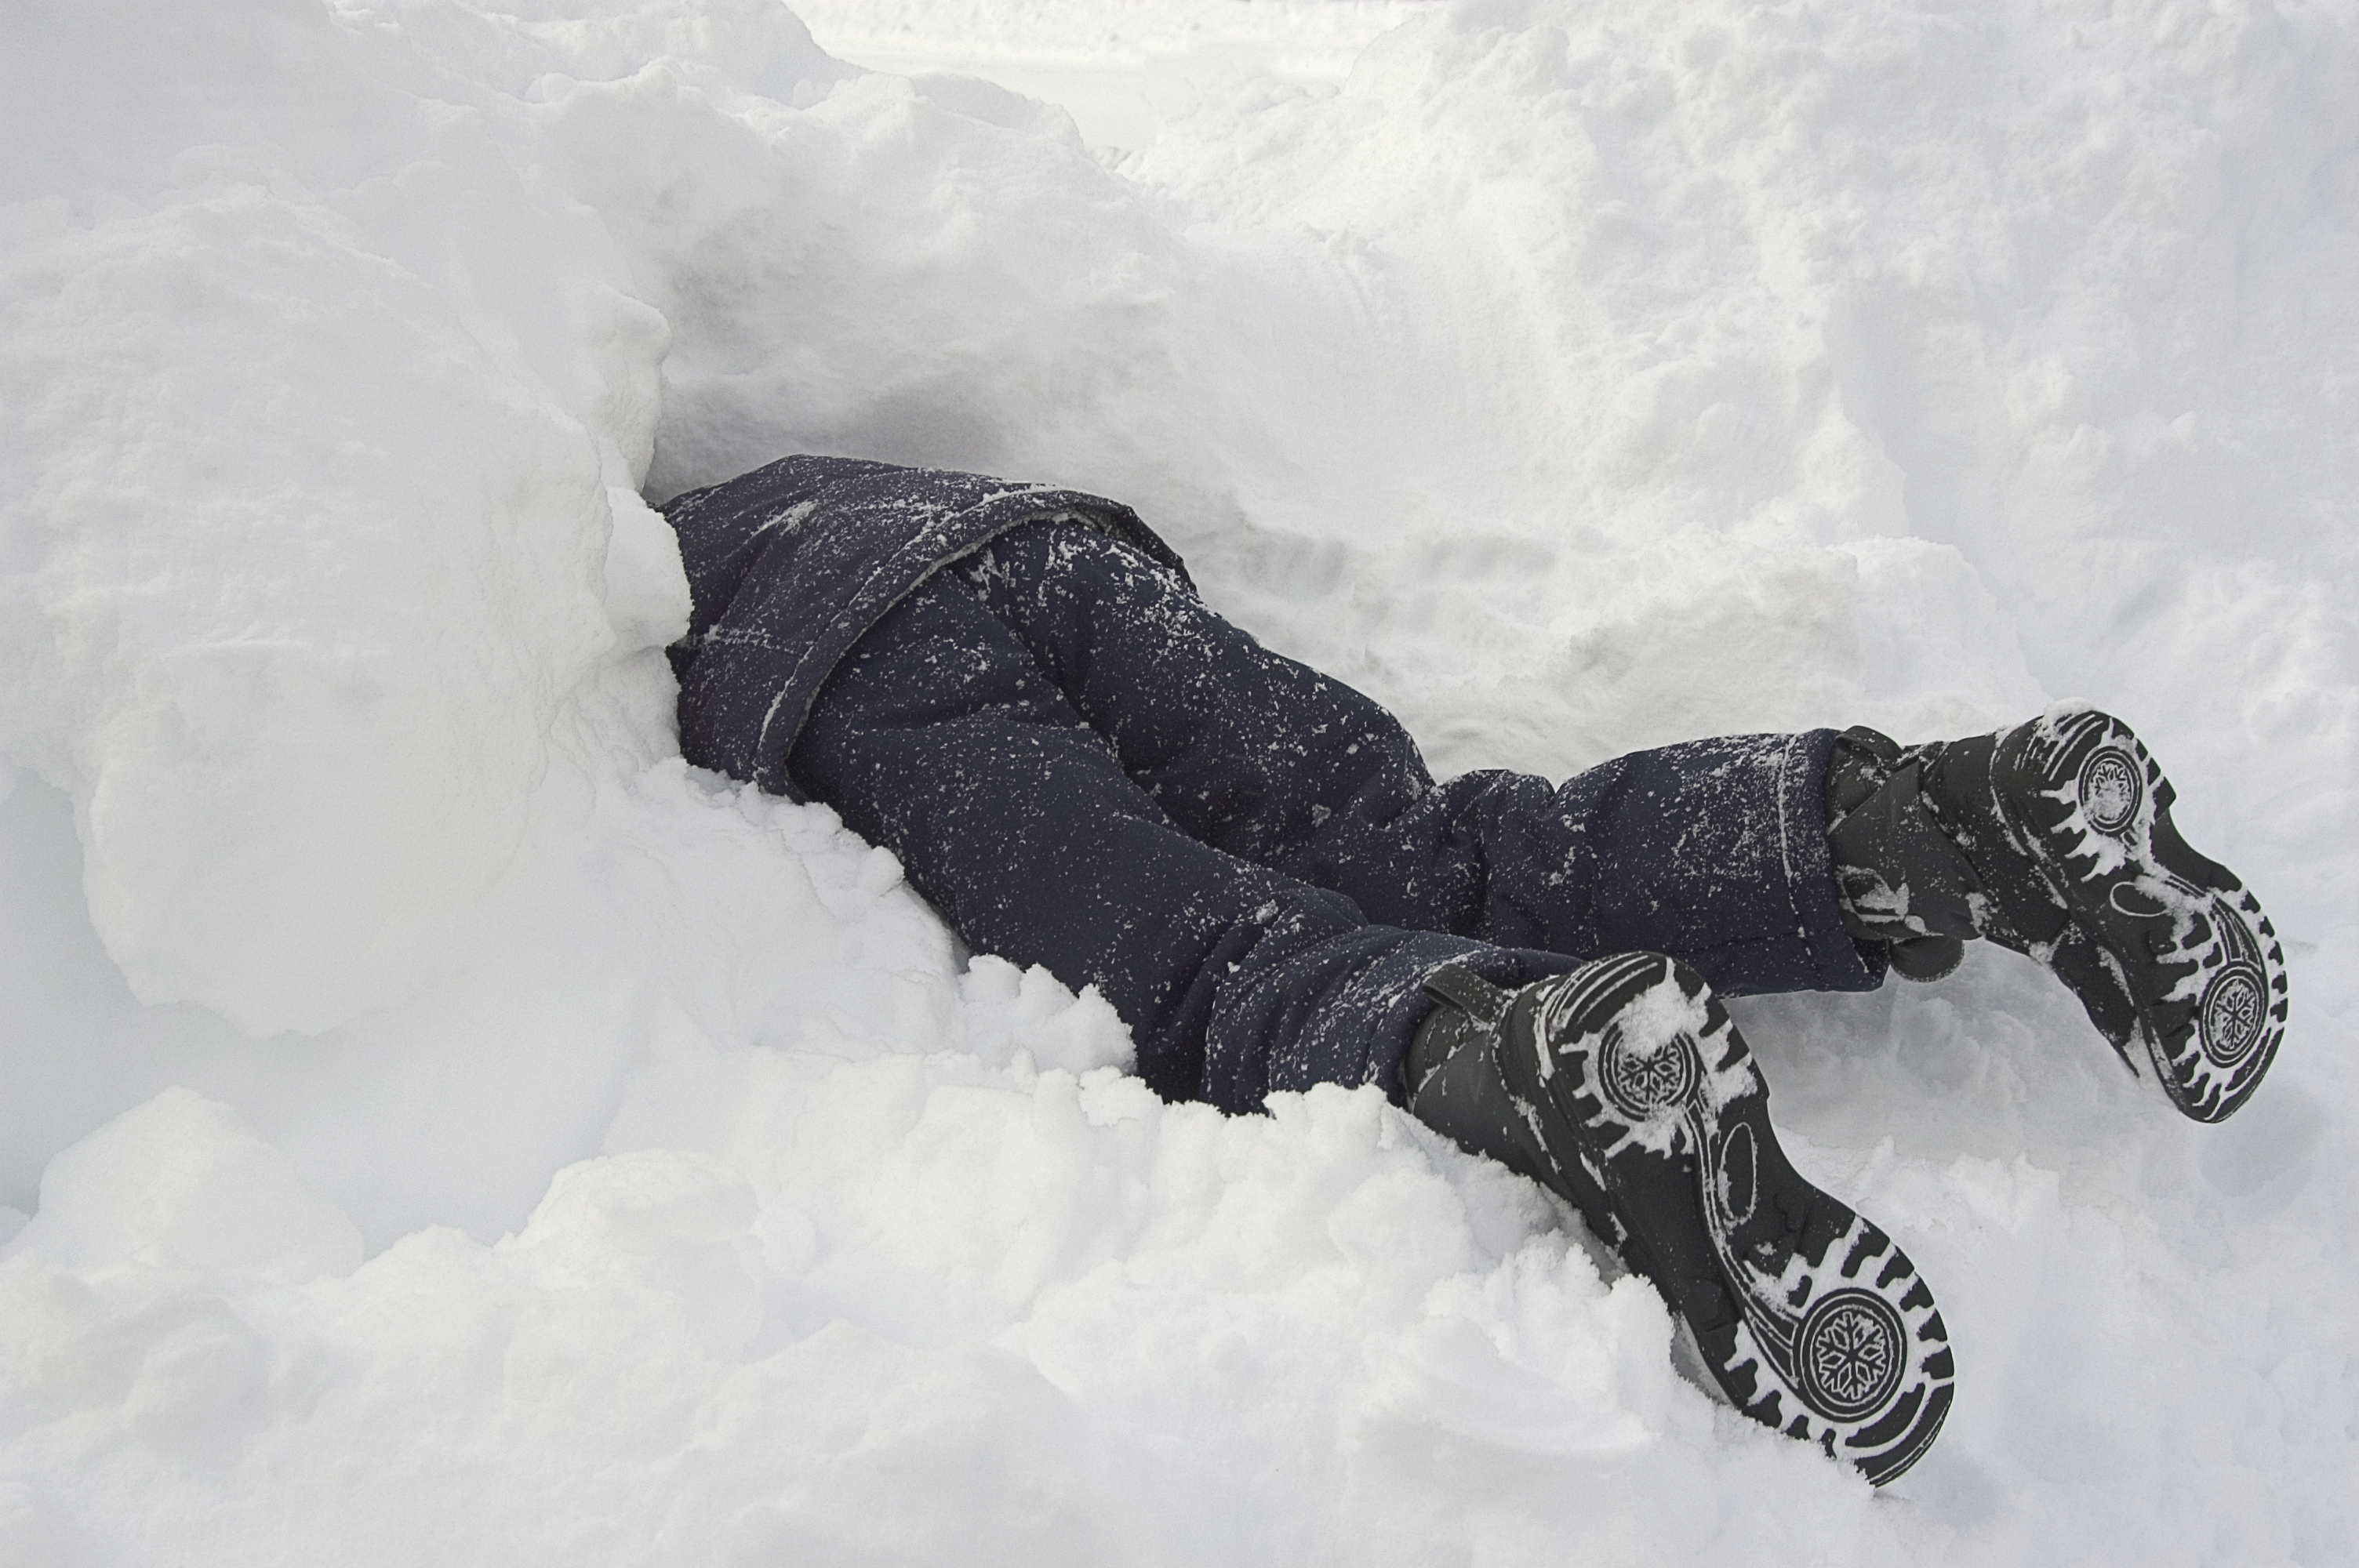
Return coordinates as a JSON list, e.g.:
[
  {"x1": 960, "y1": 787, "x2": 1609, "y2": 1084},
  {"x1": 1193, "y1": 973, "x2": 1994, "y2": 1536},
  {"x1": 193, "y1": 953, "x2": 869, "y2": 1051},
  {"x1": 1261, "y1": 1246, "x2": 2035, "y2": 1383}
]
[
  {"x1": 2076, "y1": 747, "x2": 2143, "y2": 837},
  {"x1": 1797, "y1": 1290, "x2": 1906, "y2": 1422},
  {"x1": 2200, "y1": 961, "x2": 2266, "y2": 1067},
  {"x1": 1598, "y1": 1027, "x2": 1699, "y2": 1121}
]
